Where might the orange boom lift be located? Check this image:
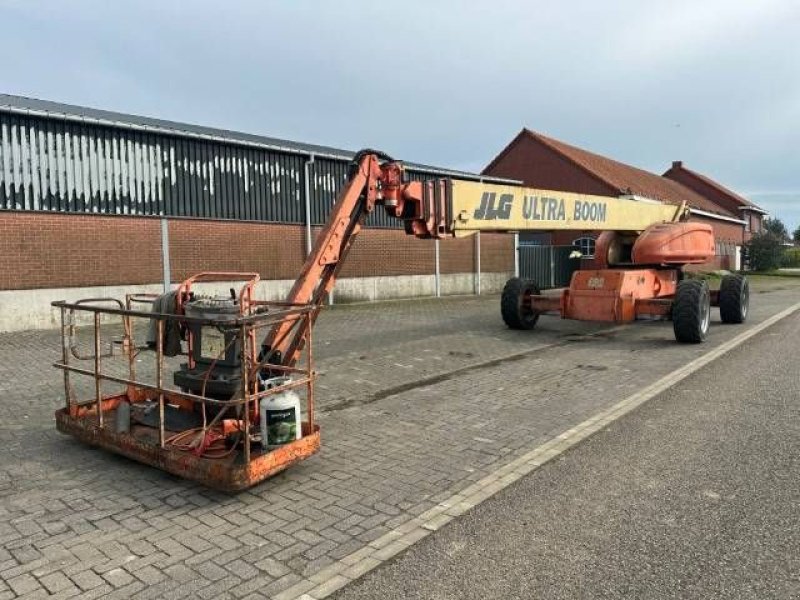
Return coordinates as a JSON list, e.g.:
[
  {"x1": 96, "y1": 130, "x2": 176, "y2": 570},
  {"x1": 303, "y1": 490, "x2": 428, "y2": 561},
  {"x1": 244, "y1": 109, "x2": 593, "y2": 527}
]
[
  {"x1": 499, "y1": 223, "x2": 748, "y2": 344},
  {"x1": 52, "y1": 151, "x2": 748, "y2": 489}
]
